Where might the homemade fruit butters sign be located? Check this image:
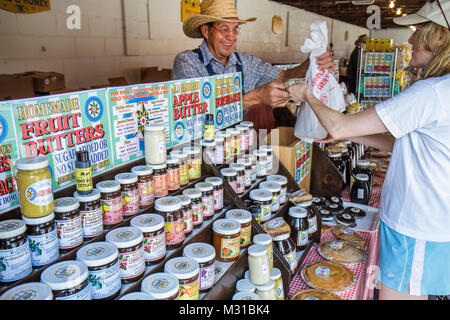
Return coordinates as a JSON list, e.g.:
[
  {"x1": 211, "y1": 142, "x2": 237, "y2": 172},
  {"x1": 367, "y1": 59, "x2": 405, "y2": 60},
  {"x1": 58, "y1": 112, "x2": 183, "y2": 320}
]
[
  {"x1": 213, "y1": 73, "x2": 243, "y2": 131},
  {"x1": 11, "y1": 89, "x2": 113, "y2": 191}
]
